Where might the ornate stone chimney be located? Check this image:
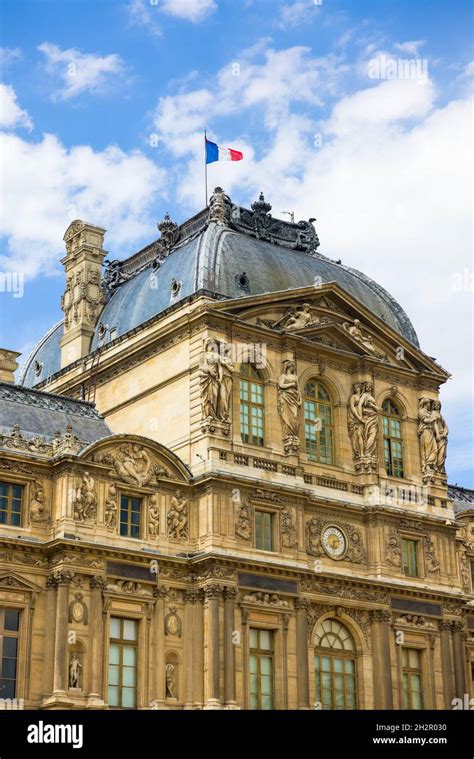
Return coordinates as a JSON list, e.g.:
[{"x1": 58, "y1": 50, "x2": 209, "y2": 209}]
[
  {"x1": 0, "y1": 349, "x2": 21, "y2": 383},
  {"x1": 59, "y1": 220, "x2": 107, "y2": 369}
]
